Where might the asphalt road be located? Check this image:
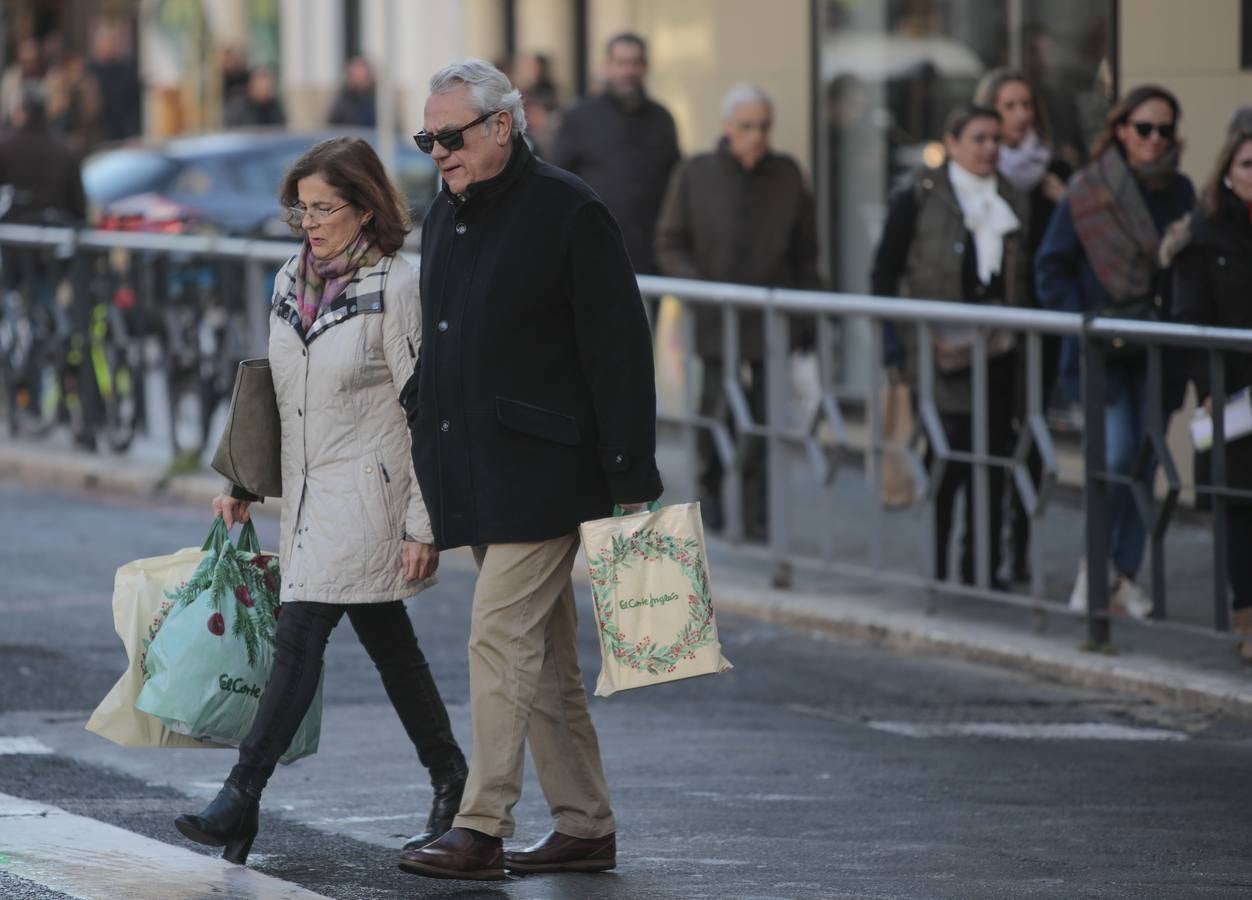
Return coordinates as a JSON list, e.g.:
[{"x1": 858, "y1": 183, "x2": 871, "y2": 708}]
[{"x1": 2, "y1": 479, "x2": 1252, "y2": 900}]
